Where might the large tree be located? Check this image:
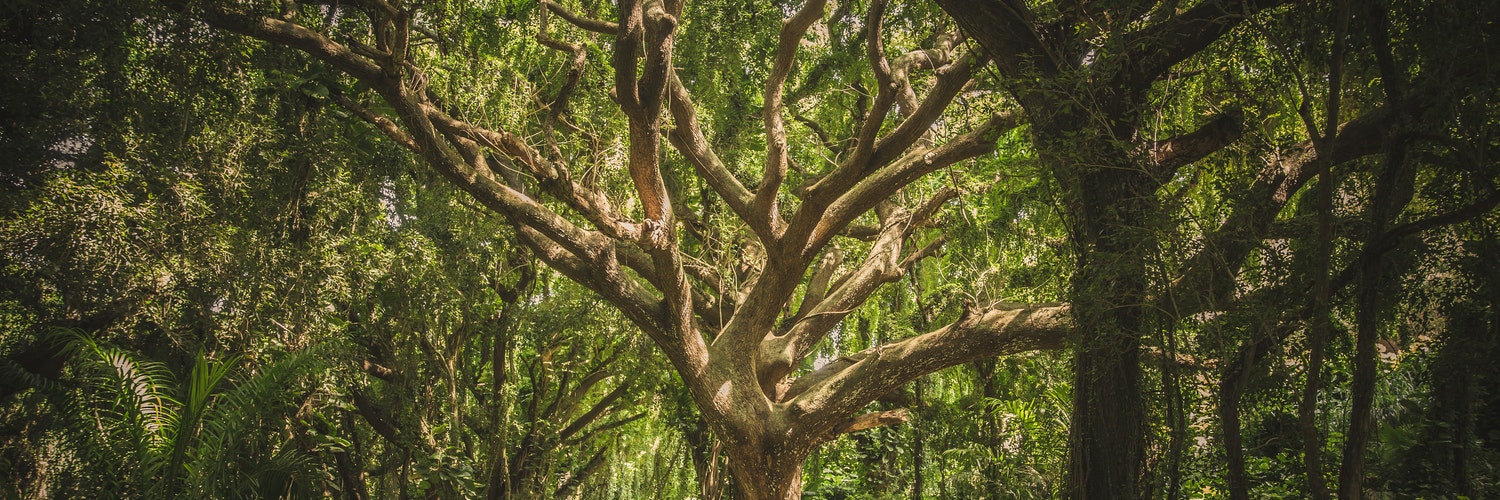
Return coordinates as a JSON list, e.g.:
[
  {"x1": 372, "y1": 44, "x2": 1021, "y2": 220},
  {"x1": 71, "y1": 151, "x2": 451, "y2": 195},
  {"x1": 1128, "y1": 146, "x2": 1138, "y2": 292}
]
[{"x1": 168, "y1": 0, "x2": 1076, "y2": 495}]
